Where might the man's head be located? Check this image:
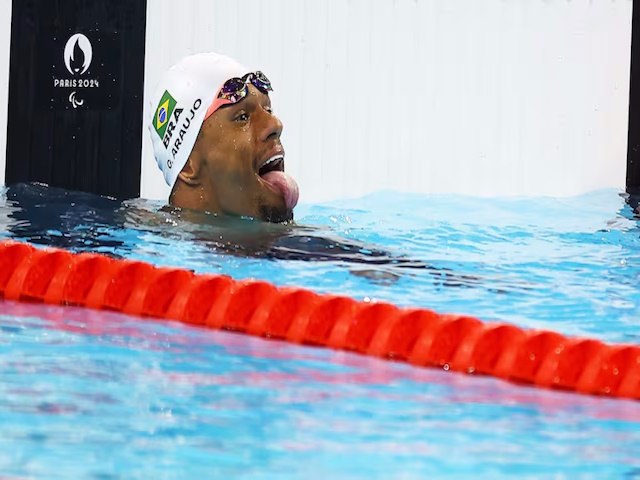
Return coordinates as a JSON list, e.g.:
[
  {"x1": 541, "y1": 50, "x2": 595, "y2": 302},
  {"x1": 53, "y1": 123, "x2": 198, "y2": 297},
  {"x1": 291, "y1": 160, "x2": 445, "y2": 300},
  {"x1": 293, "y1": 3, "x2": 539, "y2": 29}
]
[{"x1": 149, "y1": 52, "x2": 299, "y2": 222}]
